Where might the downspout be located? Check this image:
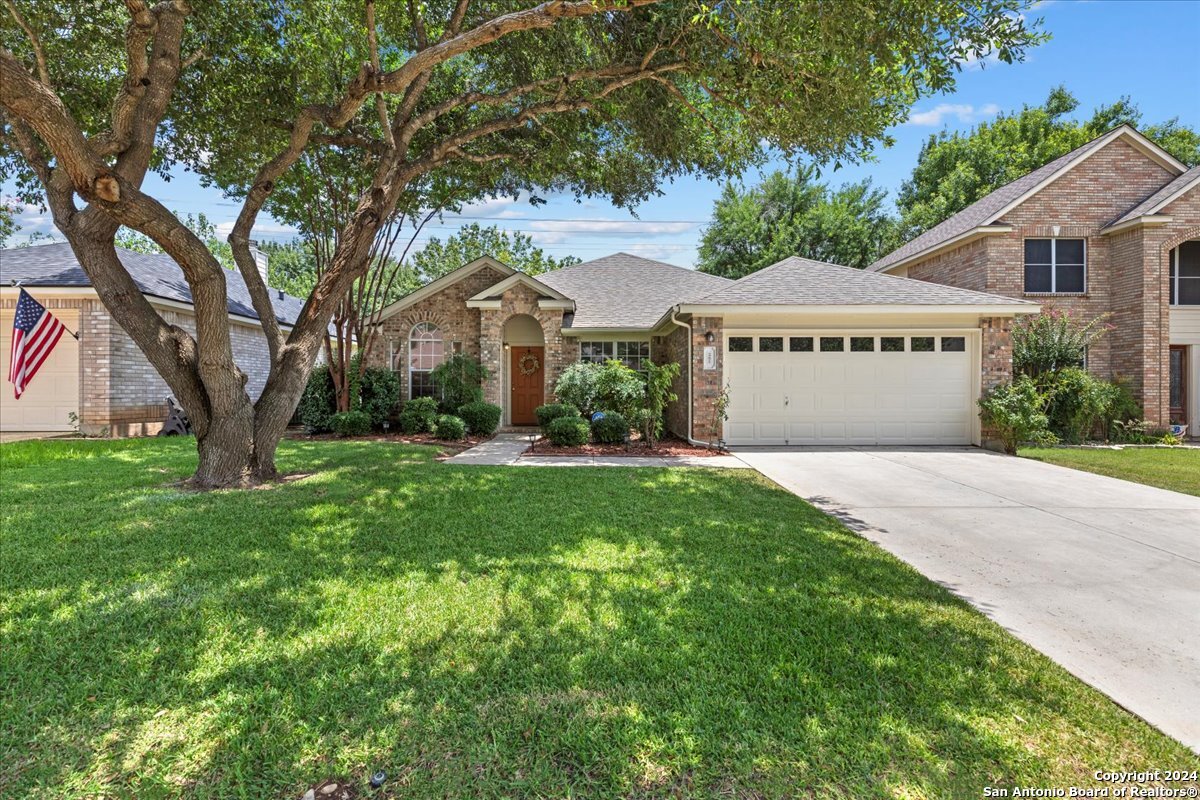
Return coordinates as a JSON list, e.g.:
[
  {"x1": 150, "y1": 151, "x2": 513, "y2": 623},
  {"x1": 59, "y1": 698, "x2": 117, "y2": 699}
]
[{"x1": 669, "y1": 307, "x2": 703, "y2": 446}]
